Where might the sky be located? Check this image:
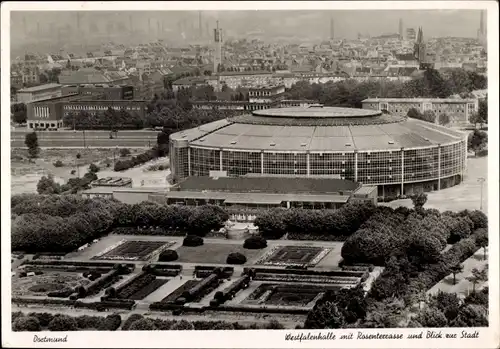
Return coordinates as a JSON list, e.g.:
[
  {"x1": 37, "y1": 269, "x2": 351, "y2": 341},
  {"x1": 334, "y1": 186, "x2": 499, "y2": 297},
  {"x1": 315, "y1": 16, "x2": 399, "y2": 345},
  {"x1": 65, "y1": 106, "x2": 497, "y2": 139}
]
[{"x1": 10, "y1": 9, "x2": 484, "y2": 45}]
